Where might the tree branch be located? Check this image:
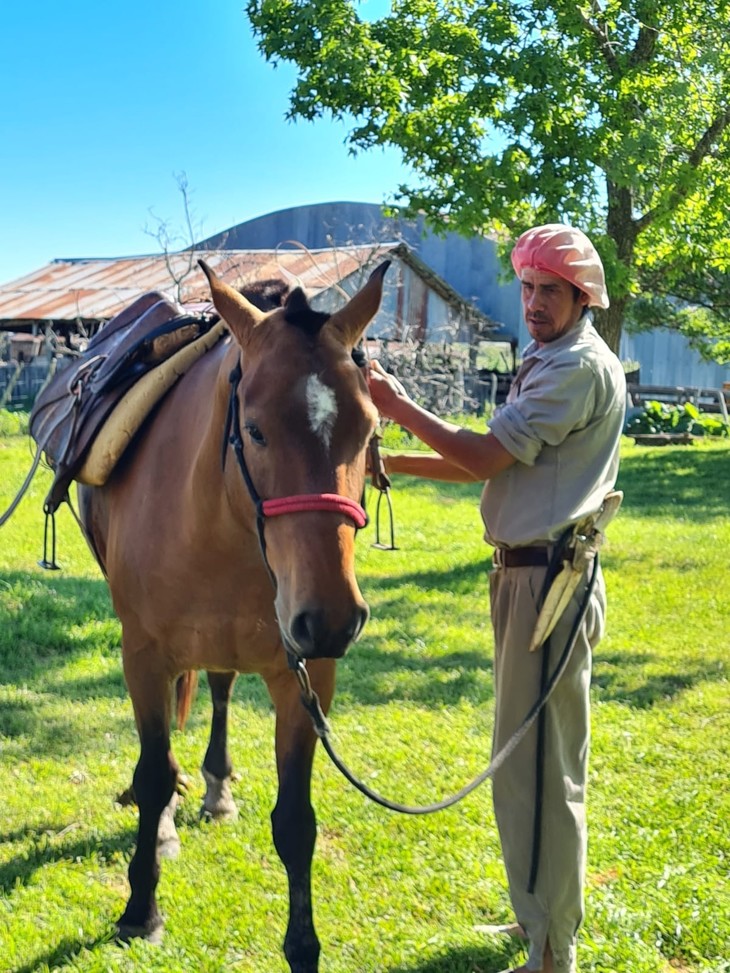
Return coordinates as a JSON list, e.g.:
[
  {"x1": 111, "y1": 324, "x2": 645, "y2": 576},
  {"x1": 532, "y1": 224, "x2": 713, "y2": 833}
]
[
  {"x1": 575, "y1": 1, "x2": 620, "y2": 73},
  {"x1": 629, "y1": 22, "x2": 658, "y2": 67},
  {"x1": 636, "y1": 107, "x2": 730, "y2": 232}
]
